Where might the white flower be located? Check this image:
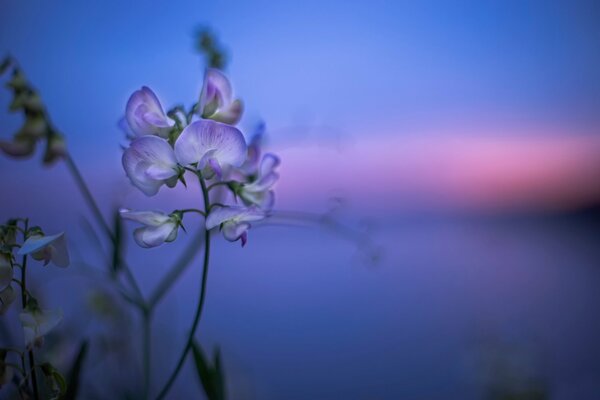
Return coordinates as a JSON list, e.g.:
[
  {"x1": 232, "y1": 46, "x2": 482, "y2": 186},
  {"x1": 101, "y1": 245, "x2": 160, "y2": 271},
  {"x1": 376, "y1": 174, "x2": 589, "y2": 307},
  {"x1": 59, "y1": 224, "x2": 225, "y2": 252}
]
[
  {"x1": 199, "y1": 69, "x2": 243, "y2": 125},
  {"x1": 238, "y1": 154, "x2": 280, "y2": 210},
  {"x1": 120, "y1": 209, "x2": 181, "y2": 248},
  {"x1": 174, "y1": 119, "x2": 247, "y2": 178},
  {"x1": 19, "y1": 304, "x2": 63, "y2": 348},
  {"x1": 0, "y1": 253, "x2": 12, "y2": 291},
  {"x1": 125, "y1": 86, "x2": 174, "y2": 138},
  {"x1": 122, "y1": 136, "x2": 179, "y2": 196},
  {"x1": 206, "y1": 206, "x2": 265, "y2": 247},
  {"x1": 18, "y1": 232, "x2": 70, "y2": 268}
]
